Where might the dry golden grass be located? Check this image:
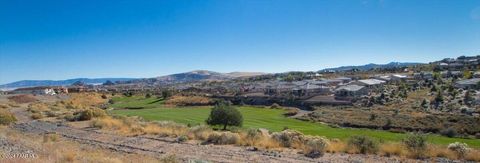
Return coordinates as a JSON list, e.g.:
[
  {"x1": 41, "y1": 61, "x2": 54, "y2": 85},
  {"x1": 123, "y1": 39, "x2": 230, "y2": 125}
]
[
  {"x1": 326, "y1": 141, "x2": 347, "y2": 153},
  {"x1": 27, "y1": 102, "x2": 49, "y2": 113},
  {"x1": 426, "y1": 145, "x2": 457, "y2": 160},
  {"x1": 65, "y1": 93, "x2": 107, "y2": 109},
  {"x1": 164, "y1": 95, "x2": 212, "y2": 106},
  {"x1": 379, "y1": 143, "x2": 406, "y2": 157},
  {"x1": 465, "y1": 149, "x2": 480, "y2": 162}
]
